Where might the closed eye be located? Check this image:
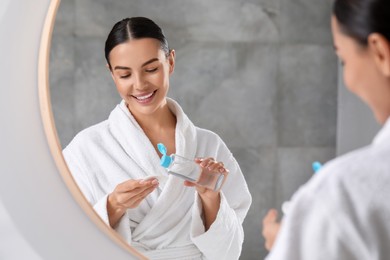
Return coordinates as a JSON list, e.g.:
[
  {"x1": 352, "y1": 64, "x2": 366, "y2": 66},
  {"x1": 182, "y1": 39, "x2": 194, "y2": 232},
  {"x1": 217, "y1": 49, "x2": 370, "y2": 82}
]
[
  {"x1": 120, "y1": 74, "x2": 131, "y2": 79},
  {"x1": 145, "y1": 68, "x2": 158, "y2": 73}
]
